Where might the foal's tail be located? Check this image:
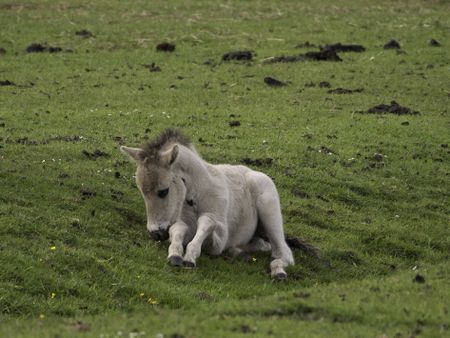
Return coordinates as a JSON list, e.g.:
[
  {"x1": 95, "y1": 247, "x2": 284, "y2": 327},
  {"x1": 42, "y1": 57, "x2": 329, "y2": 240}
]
[{"x1": 285, "y1": 235, "x2": 321, "y2": 259}]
